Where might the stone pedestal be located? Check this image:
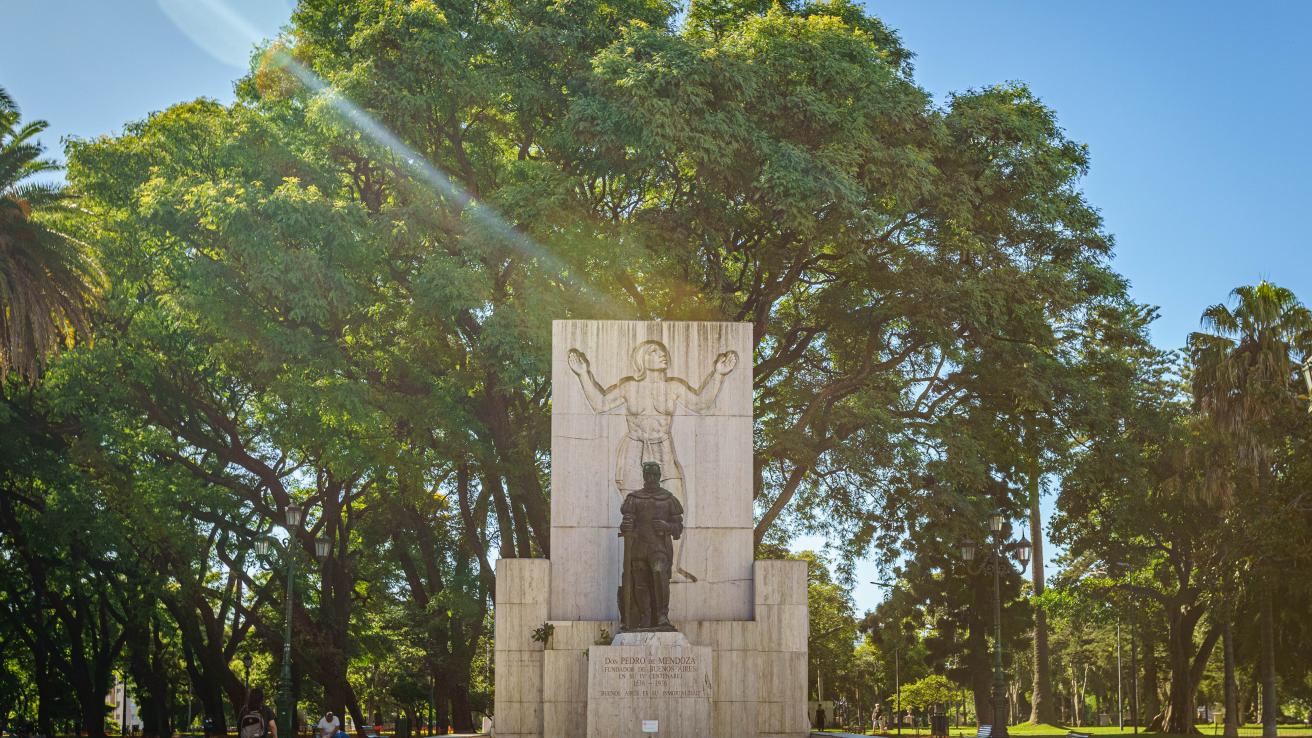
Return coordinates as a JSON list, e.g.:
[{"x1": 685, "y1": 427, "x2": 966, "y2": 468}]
[
  {"x1": 495, "y1": 558, "x2": 810, "y2": 738},
  {"x1": 586, "y1": 632, "x2": 712, "y2": 738}
]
